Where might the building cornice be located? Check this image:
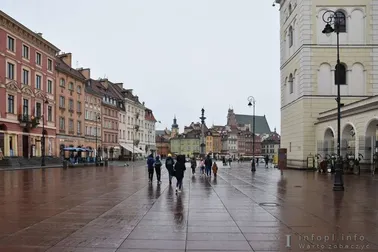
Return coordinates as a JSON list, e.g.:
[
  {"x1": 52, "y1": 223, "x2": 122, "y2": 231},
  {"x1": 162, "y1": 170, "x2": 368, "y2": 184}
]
[
  {"x1": 315, "y1": 96, "x2": 378, "y2": 124},
  {"x1": 0, "y1": 11, "x2": 60, "y2": 56}
]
